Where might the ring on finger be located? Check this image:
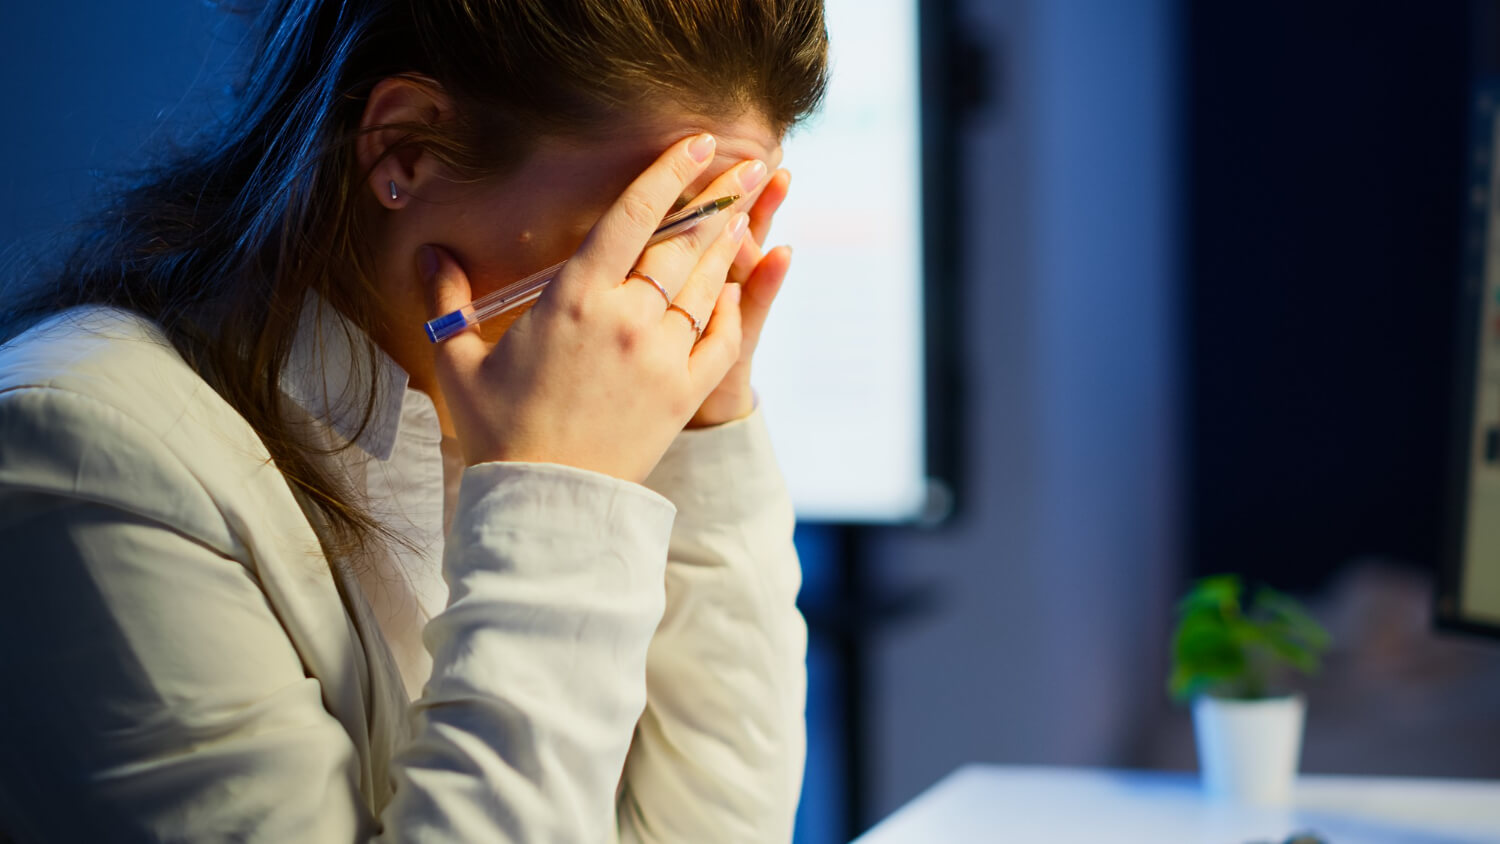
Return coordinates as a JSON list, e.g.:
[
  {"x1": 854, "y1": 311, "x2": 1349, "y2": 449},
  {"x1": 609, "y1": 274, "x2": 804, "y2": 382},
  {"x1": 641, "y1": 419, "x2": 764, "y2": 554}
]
[
  {"x1": 626, "y1": 270, "x2": 672, "y2": 306},
  {"x1": 666, "y1": 303, "x2": 704, "y2": 342}
]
